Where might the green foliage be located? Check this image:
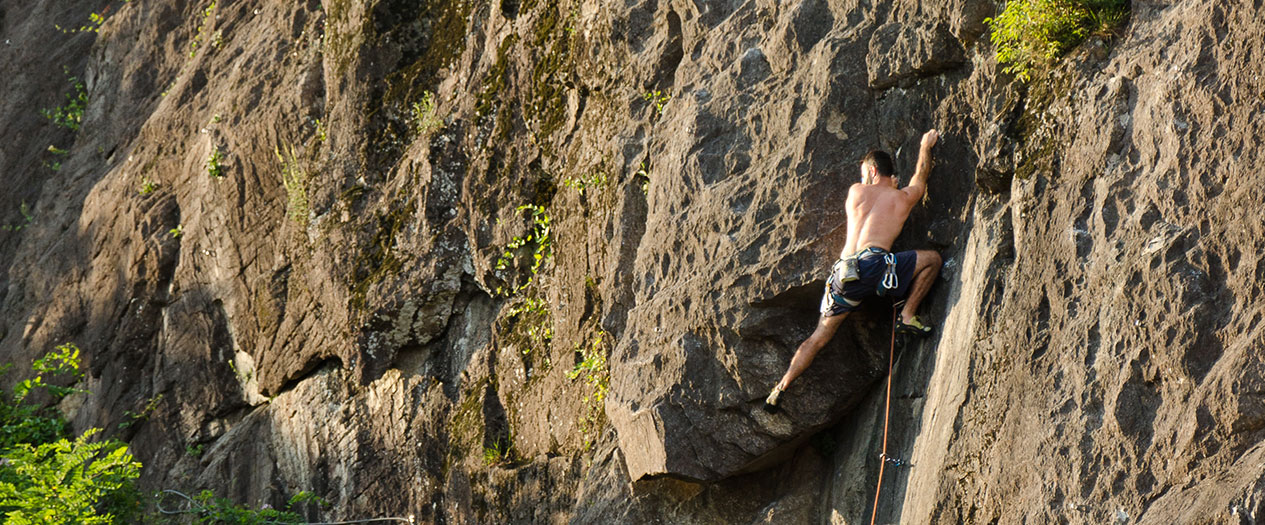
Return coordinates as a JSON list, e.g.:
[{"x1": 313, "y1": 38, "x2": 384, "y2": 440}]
[
  {"x1": 986, "y1": 0, "x2": 1129, "y2": 81},
  {"x1": 635, "y1": 163, "x2": 651, "y2": 195},
  {"x1": 275, "y1": 145, "x2": 309, "y2": 226},
  {"x1": 0, "y1": 348, "x2": 325, "y2": 524},
  {"x1": 0, "y1": 345, "x2": 141, "y2": 524},
  {"x1": 206, "y1": 146, "x2": 225, "y2": 178},
  {"x1": 562, "y1": 171, "x2": 608, "y2": 197},
  {"x1": 505, "y1": 296, "x2": 553, "y2": 357},
  {"x1": 482, "y1": 440, "x2": 510, "y2": 467},
  {"x1": 139, "y1": 177, "x2": 159, "y2": 195},
  {"x1": 185, "y1": 443, "x2": 204, "y2": 458},
  {"x1": 42, "y1": 67, "x2": 88, "y2": 132},
  {"x1": 55, "y1": 11, "x2": 106, "y2": 34},
  {"x1": 184, "y1": 489, "x2": 307, "y2": 524},
  {"x1": 642, "y1": 90, "x2": 671, "y2": 116},
  {"x1": 54, "y1": 2, "x2": 127, "y2": 34},
  {"x1": 189, "y1": 2, "x2": 218, "y2": 58},
  {"x1": 118, "y1": 394, "x2": 163, "y2": 431},
  {"x1": 1, "y1": 201, "x2": 35, "y2": 233},
  {"x1": 568, "y1": 331, "x2": 610, "y2": 447},
  {"x1": 13, "y1": 344, "x2": 84, "y2": 404},
  {"x1": 156, "y1": 489, "x2": 326, "y2": 524},
  {"x1": 495, "y1": 204, "x2": 553, "y2": 296},
  {"x1": 0, "y1": 344, "x2": 85, "y2": 451},
  {"x1": 0, "y1": 429, "x2": 141, "y2": 524},
  {"x1": 311, "y1": 118, "x2": 327, "y2": 143},
  {"x1": 411, "y1": 91, "x2": 444, "y2": 136},
  {"x1": 169, "y1": 225, "x2": 184, "y2": 238}
]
